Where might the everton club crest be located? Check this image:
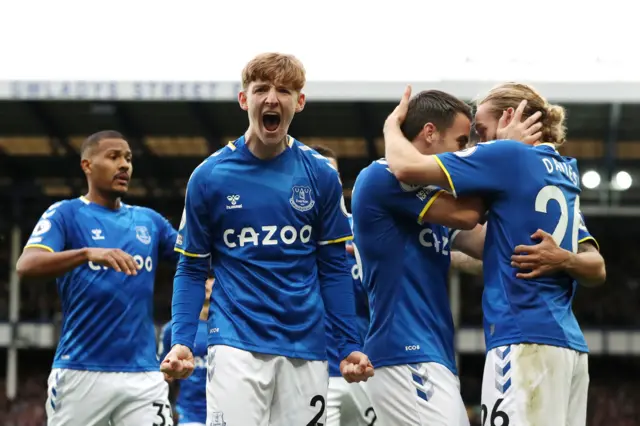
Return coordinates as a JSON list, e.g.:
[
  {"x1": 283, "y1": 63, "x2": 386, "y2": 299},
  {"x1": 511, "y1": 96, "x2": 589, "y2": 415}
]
[{"x1": 290, "y1": 186, "x2": 315, "y2": 212}]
